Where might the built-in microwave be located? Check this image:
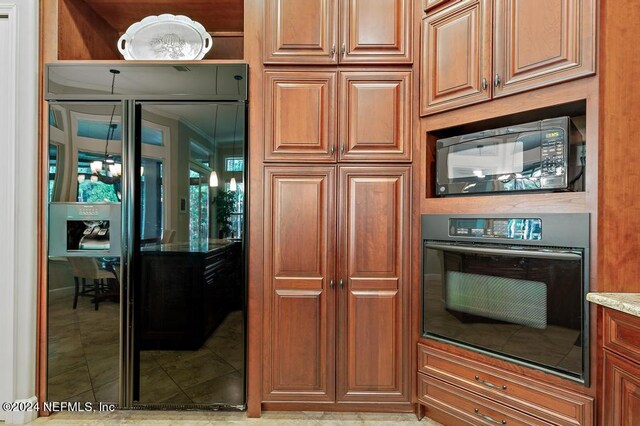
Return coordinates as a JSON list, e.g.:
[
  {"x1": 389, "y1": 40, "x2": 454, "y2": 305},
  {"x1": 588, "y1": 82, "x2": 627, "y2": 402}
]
[{"x1": 436, "y1": 117, "x2": 585, "y2": 196}]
